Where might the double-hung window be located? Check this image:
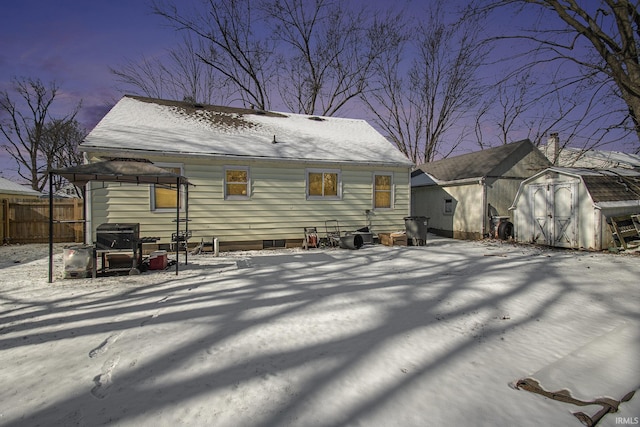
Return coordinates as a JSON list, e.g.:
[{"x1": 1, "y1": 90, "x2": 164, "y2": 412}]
[
  {"x1": 373, "y1": 173, "x2": 393, "y2": 209},
  {"x1": 151, "y1": 164, "x2": 183, "y2": 211},
  {"x1": 306, "y1": 169, "x2": 341, "y2": 199},
  {"x1": 224, "y1": 166, "x2": 250, "y2": 199}
]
